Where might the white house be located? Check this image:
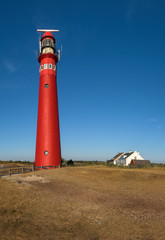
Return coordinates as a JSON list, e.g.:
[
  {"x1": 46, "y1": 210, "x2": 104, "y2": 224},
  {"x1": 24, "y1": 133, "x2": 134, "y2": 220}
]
[
  {"x1": 110, "y1": 151, "x2": 144, "y2": 166},
  {"x1": 109, "y1": 152, "x2": 124, "y2": 165}
]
